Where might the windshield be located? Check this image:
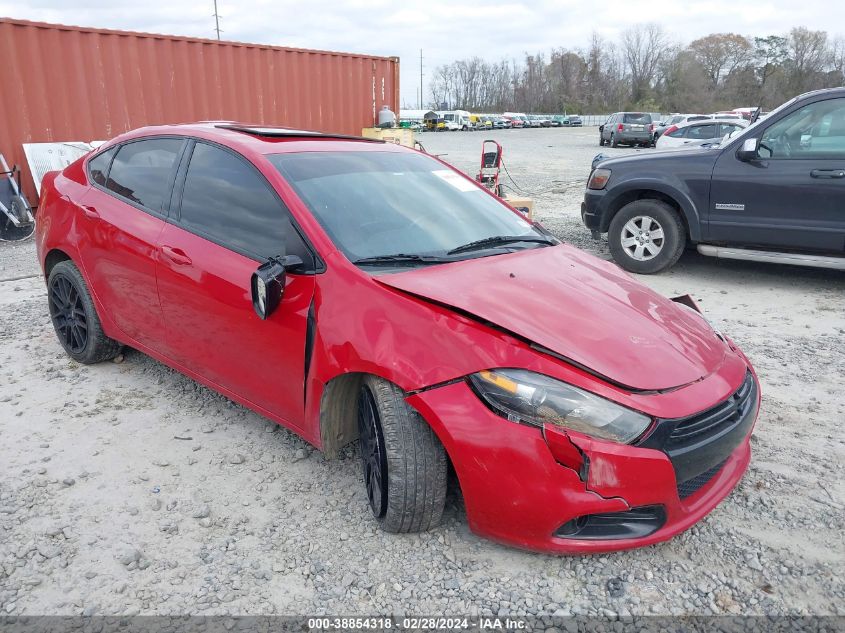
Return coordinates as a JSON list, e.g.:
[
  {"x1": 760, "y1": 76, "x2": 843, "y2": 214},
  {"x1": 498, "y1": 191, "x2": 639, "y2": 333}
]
[{"x1": 270, "y1": 151, "x2": 543, "y2": 267}]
